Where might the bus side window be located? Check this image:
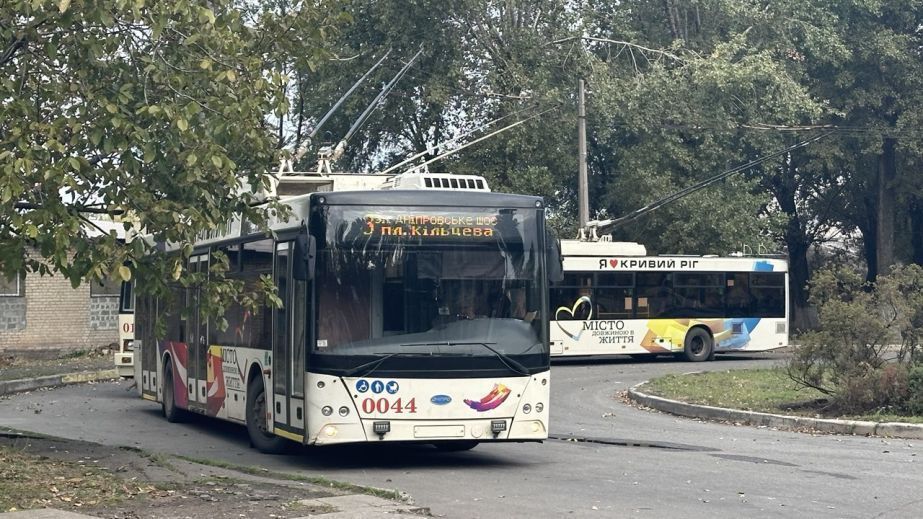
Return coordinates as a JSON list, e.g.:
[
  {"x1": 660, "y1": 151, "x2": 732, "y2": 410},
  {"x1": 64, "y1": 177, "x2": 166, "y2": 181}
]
[
  {"x1": 725, "y1": 273, "x2": 750, "y2": 317},
  {"x1": 551, "y1": 272, "x2": 593, "y2": 320},
  {"x1": 636, "y1": 272, "x2": 673, "y2": 318},
  {"x1": 164, "y1": 283, "x2": 185, "y2": 343},
  {"x1": 595, "y1": 272, "x2": 634, "y2": 319},
  {"x1": 751, "y1": 272, "x2": 785, "y2": 318}
]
